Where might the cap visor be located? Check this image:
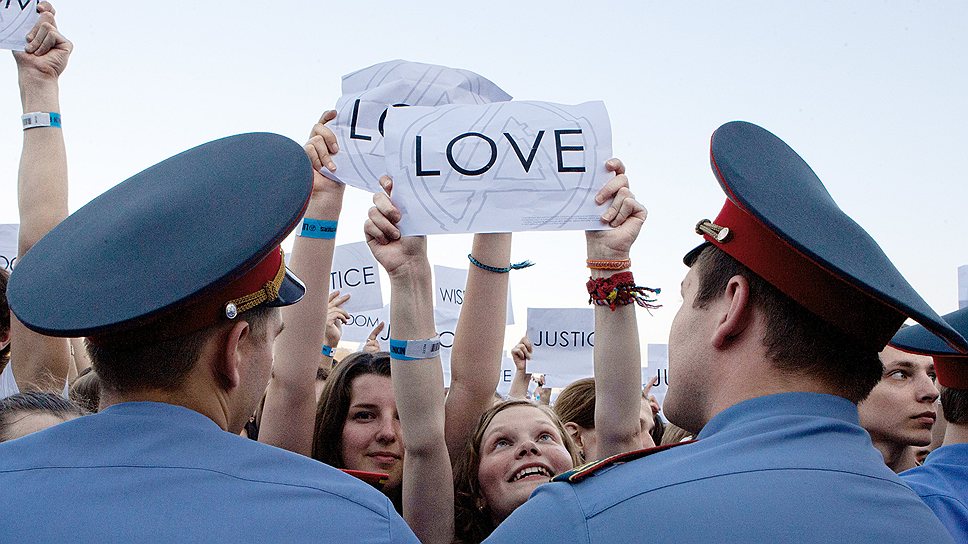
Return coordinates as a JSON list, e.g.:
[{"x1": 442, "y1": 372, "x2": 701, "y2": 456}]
[
  {"x1": 683, "y1": 242, "x2": 710, "y2": 266},
  {"x1": 266, "y1": 267, "x2": 306, "y2": 308}
]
